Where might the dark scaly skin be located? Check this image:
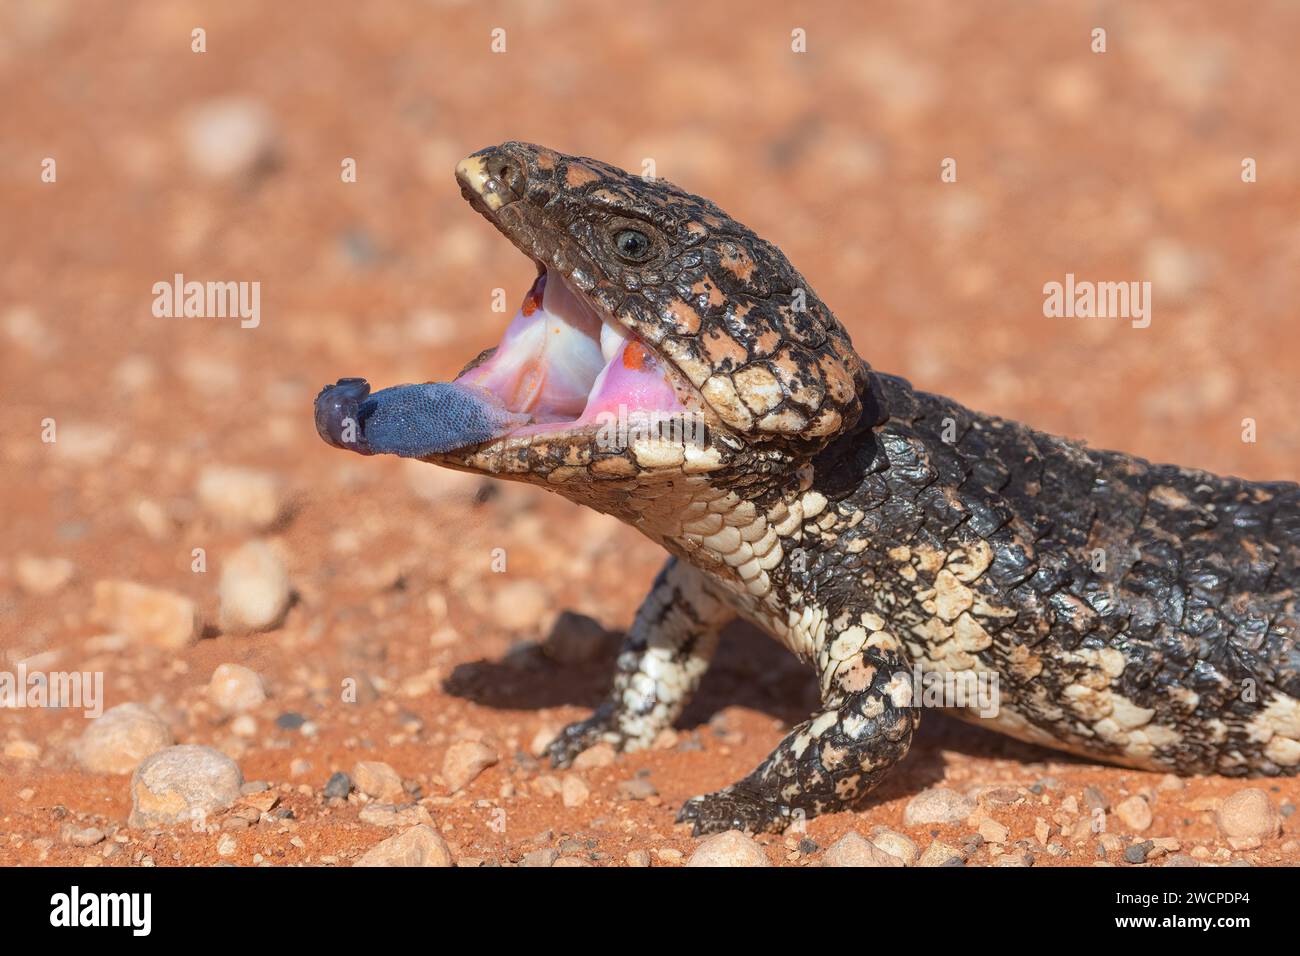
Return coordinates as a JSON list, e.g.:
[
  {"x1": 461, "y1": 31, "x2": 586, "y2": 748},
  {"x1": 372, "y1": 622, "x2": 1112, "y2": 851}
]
[{"x1": 347, "y1": 142, "x2": 1300, "y2": 835}]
